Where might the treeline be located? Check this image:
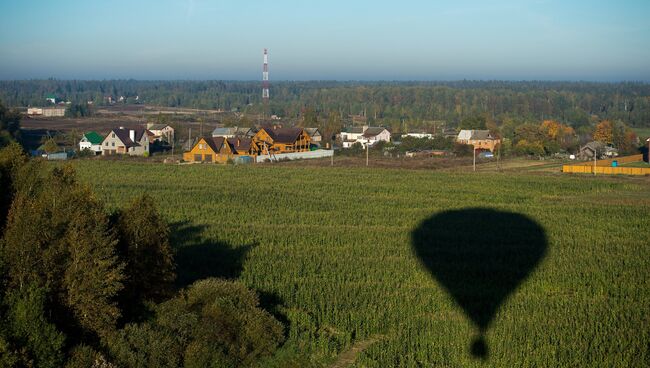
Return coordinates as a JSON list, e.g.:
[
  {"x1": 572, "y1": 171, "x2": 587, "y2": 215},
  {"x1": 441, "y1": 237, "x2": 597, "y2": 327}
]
[
  {"x1": 2, "y1": 80, "x2": 650, "y2": 127},
  {"x1": 0, "y1": 142, "x2": 284, "y2": 366}
]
